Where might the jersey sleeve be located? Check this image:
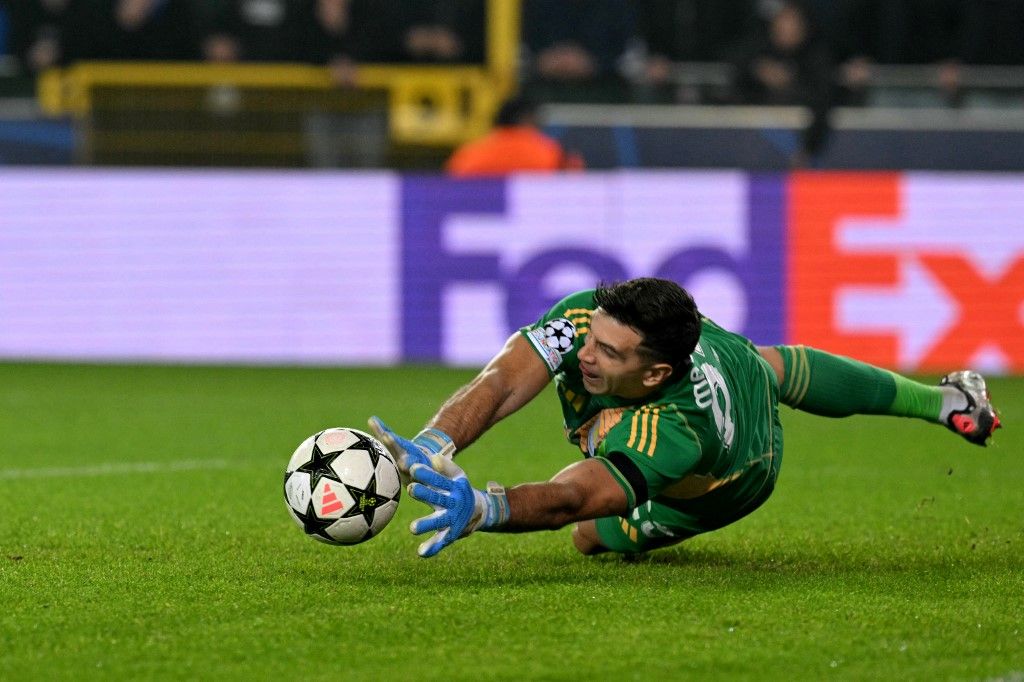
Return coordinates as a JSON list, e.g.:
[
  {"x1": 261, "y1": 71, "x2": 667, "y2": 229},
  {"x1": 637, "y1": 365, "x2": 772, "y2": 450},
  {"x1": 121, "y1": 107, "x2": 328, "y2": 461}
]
[
  {"x1": 518, "y1": 289, "x2": 595, "y2": 377},
  {"x1": 592, "y1": 405, "x2": 703, "y2": 508}
]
